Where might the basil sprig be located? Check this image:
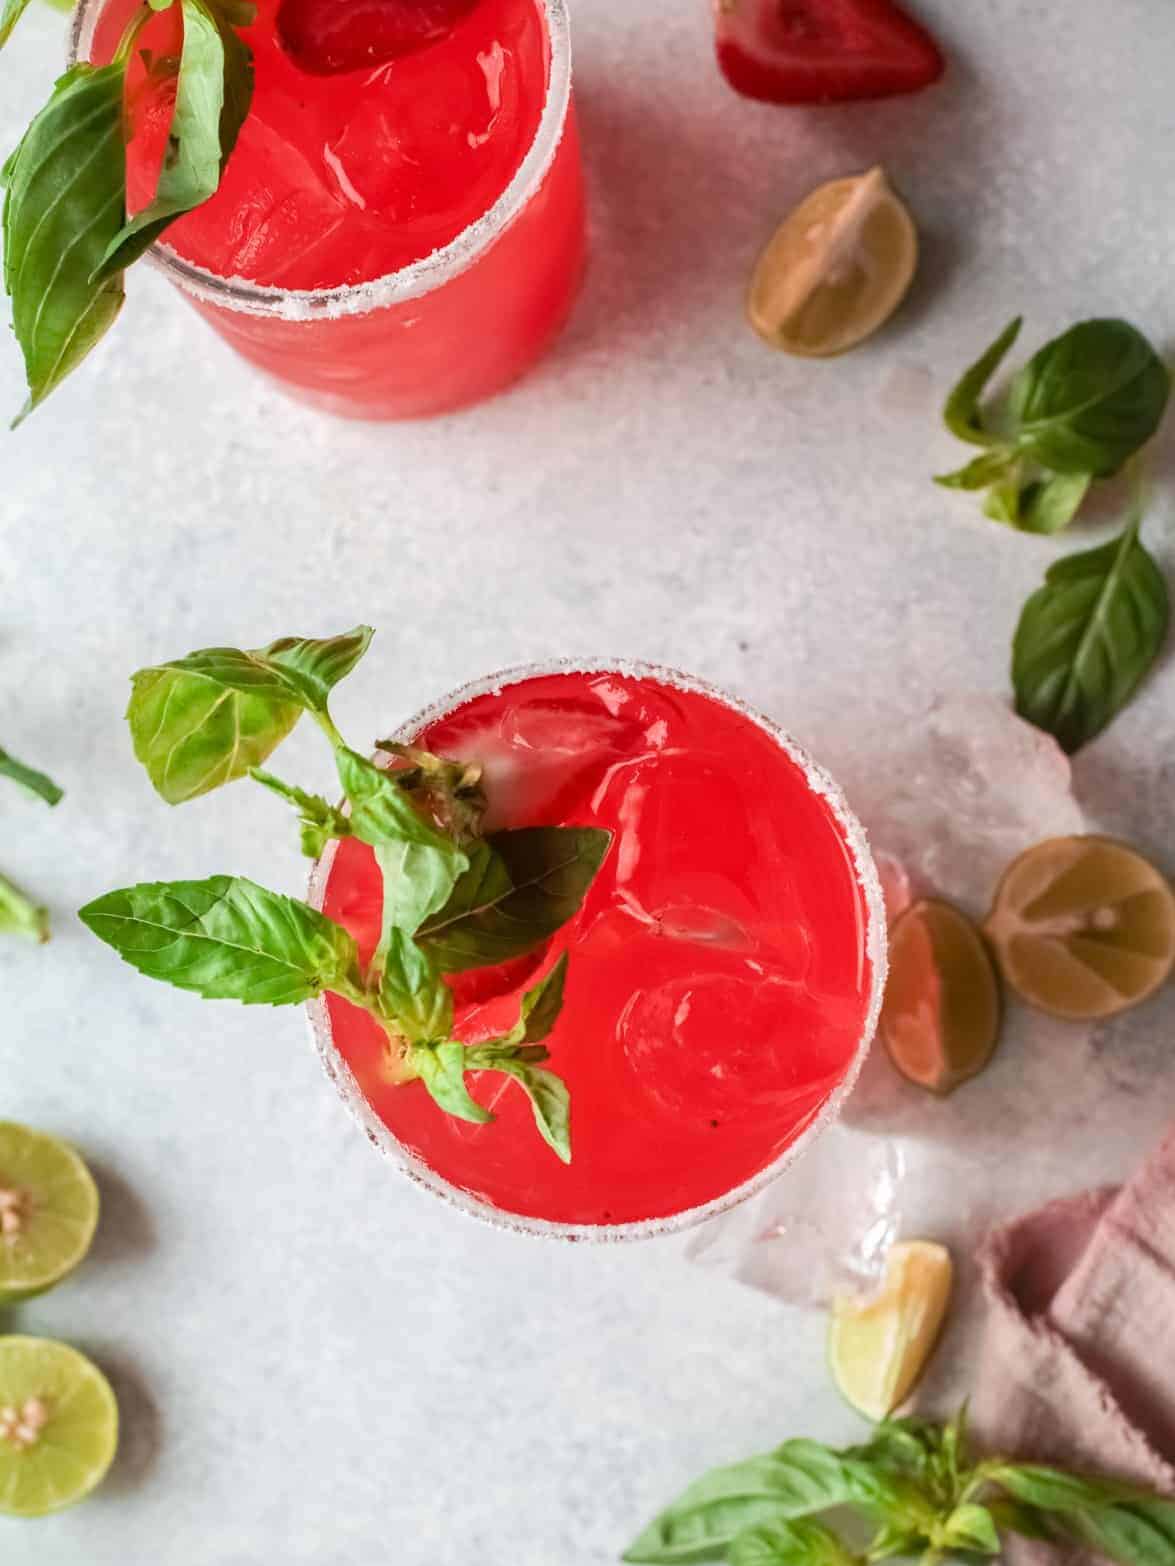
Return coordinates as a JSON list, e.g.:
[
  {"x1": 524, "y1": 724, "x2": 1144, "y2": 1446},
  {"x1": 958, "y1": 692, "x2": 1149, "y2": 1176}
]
[
  {"x1": 1, "y1": 0, "x2": 255, "y2": 423},
  {"x1": 80, "y1": 627, "x2": 611, "y2": 1162},
  {"x1": 624, "y1": 1409, "x2": 1175, "y2": 1565},
  {"x1": 0, "y1": 738, "x2": 62, "y2": 940},
  {"x1": 936, "y1": 318, "x2": 1170, "y2": 531},
  {"x1": 1012, "y1": 501, "x2": 1169, "y2": 753}
]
